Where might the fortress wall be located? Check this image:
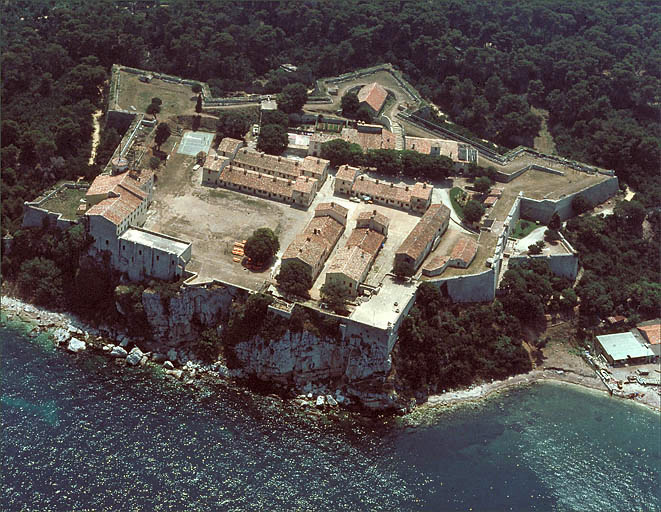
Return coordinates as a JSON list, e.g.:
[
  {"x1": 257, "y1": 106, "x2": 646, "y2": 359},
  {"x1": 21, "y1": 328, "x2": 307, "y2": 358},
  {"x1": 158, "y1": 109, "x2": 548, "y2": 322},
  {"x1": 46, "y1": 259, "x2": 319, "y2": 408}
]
[
  {"x1": 520, "y1": 176, "x2": 619, "y2": 223},
  {"x1": 427, "y1": 268, "x2": 496, "y2": 303}
]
